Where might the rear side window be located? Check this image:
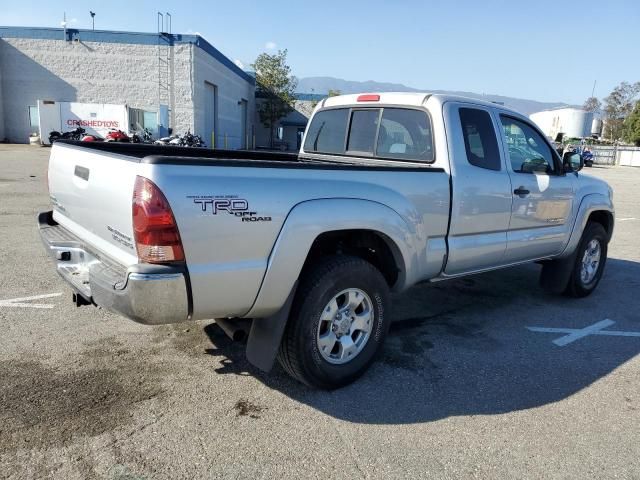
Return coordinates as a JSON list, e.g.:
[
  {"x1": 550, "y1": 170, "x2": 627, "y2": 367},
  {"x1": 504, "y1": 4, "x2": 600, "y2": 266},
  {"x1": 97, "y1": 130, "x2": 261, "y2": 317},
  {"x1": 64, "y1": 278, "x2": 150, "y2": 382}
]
[
  {"x1": 304, "y1": 106, "x2": 434, "y2": 162},
  {"x1": 459, "y1": 108, "x2": 501, "y2": 171},
  {"x1": 303, "y1": 109, "x2": 348, "y2": 154}
]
